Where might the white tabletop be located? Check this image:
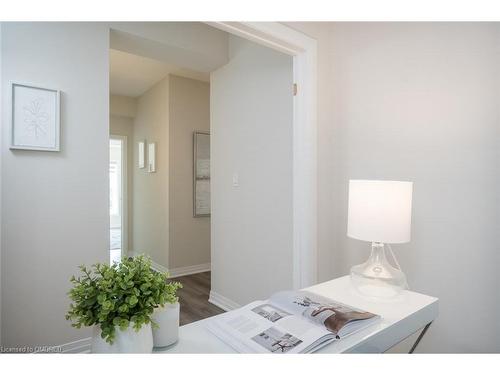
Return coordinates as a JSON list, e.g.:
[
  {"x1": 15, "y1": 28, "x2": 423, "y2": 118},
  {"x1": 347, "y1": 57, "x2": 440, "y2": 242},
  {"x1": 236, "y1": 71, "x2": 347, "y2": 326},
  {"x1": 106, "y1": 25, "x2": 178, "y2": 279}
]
[{"x1": 156, "y1": 276, "x2": 438, "y2": 353}]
